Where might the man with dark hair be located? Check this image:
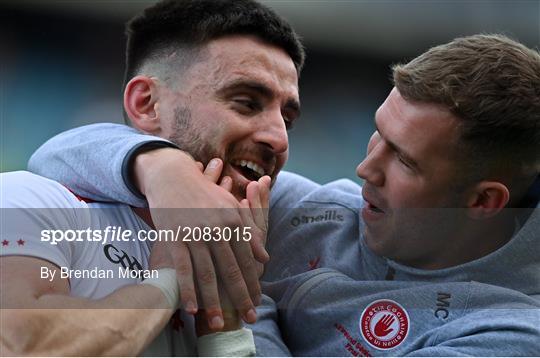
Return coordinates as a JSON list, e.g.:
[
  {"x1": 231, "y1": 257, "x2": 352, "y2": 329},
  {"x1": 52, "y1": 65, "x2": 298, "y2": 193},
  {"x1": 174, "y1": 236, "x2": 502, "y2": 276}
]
[
  {"x1": 29, "y1": 34, "x2": 540, "y2": 355},
  {"x1": 124, "y1": 0, "x2": 305, "y2": 77},
  {"x1": 1, "y1": 0, "x2": 304, "y2": 355},
  {"x1": 121, "y1": 0, "x2": 304, "y2": 123}
]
